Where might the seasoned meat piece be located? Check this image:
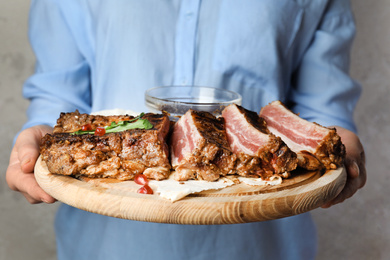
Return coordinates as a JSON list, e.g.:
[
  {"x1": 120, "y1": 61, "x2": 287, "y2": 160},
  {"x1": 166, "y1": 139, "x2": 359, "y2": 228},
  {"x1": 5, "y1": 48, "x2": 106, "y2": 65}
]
[
  {"x1": 222, "y1": 104, "x2": 298, "y2": 179},
  {"x1": 170, "y1": 110, "x2": 236, "y2": 181},
  {"x1": 259, "y1": 101, "x2": 345, "y2": 170},
  {"x1": 53, "y1": 110, "x2": 135, "y2": 134},
  {"x1": 40, "y1": 112, "x2": 171, "y2": 180}
]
